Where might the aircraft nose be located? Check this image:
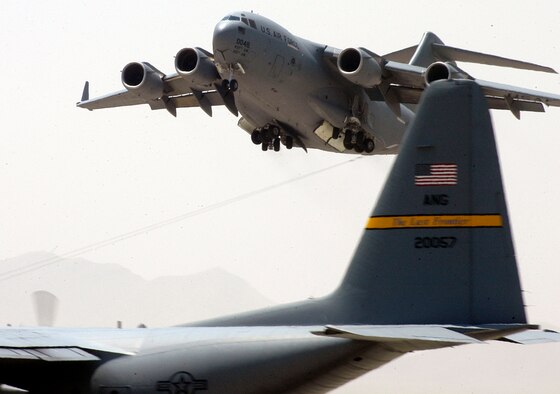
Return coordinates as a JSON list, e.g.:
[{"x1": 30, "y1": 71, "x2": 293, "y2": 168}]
[{"x1": 213, "y1": 21, "x2": 237, "y2": 62}]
